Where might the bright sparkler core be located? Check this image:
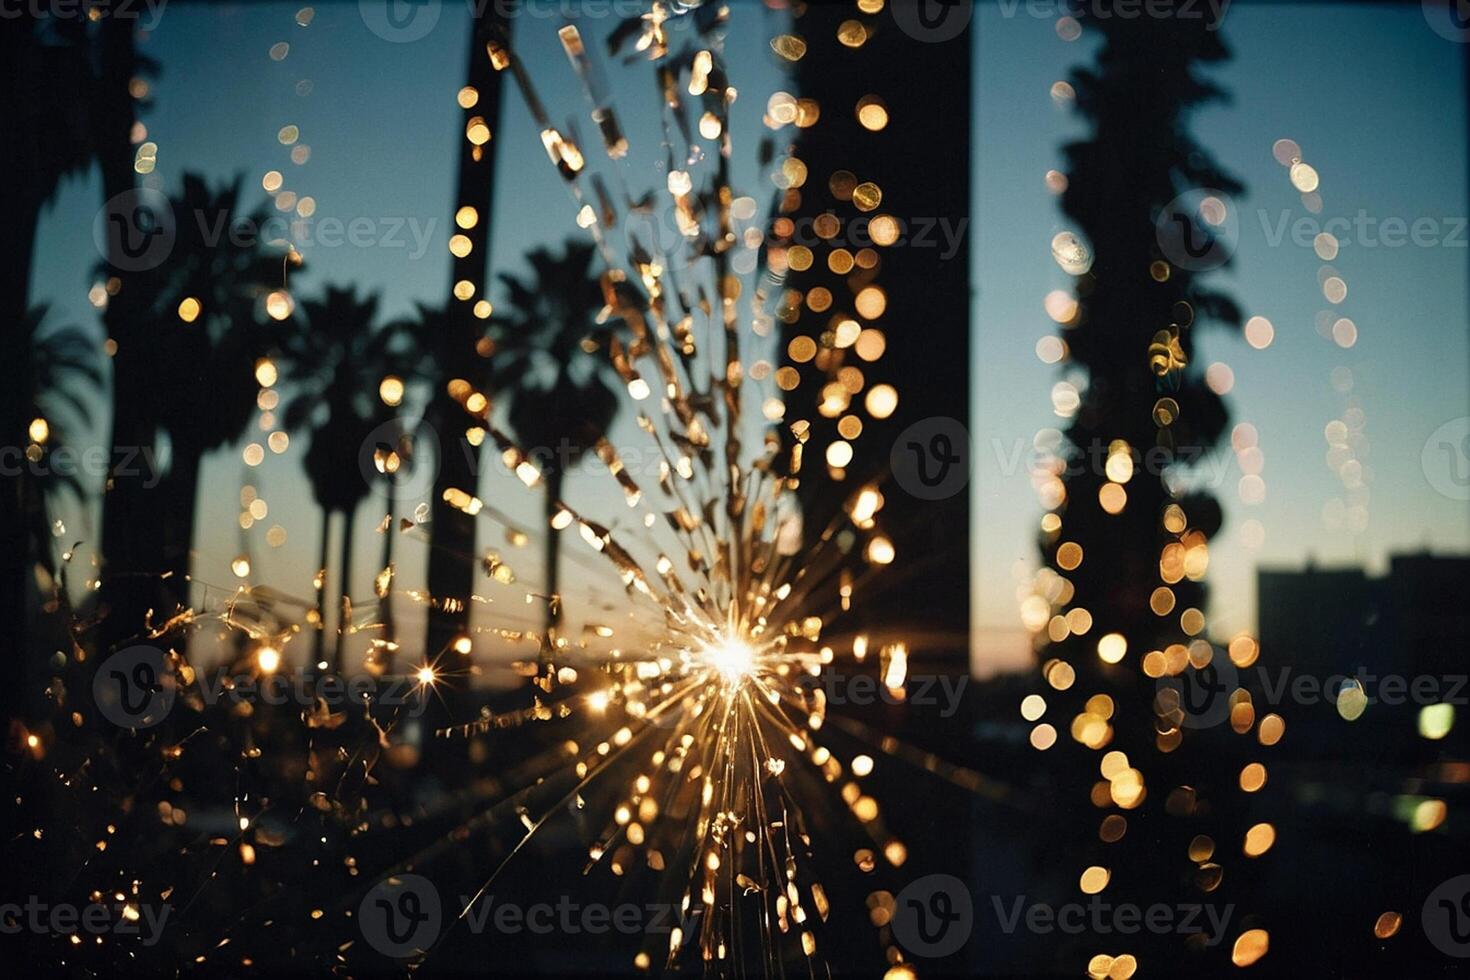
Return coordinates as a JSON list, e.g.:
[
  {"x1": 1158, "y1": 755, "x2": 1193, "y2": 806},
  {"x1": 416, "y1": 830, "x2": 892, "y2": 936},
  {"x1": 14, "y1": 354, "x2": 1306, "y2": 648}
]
[
  {"x1": 415, "y1": 665, "x2": 437, "y2": 686},
  {"x1": 256, "y1": 646, "x2": 281, "y2": 674},
  {"x1": 703, "y1": 635, "x2": 757, "y2": 685}
]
